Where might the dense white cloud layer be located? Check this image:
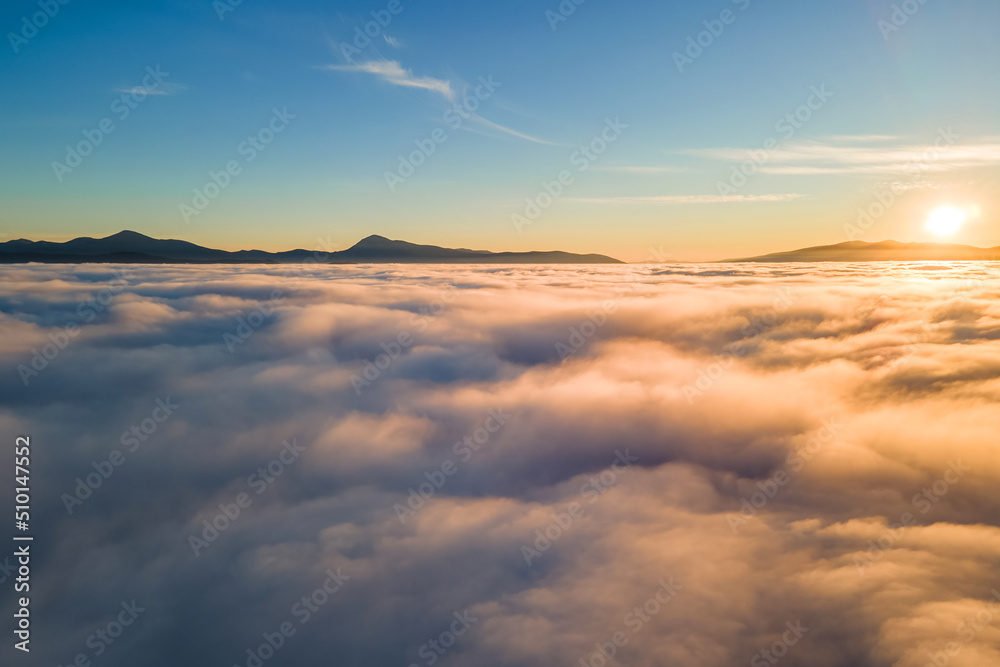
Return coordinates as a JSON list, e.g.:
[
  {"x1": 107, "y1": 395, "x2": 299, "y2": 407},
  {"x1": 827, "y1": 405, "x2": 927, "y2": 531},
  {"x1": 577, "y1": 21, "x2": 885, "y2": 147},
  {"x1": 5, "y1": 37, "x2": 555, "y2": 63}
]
[{"x1": 1, "y1": 262, "x2": 999, "y2": 667}]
